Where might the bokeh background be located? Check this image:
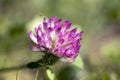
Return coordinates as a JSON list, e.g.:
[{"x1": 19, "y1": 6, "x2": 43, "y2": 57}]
[{"x1": 0, "y1": 0, "x2": 120, "y2": 80}]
